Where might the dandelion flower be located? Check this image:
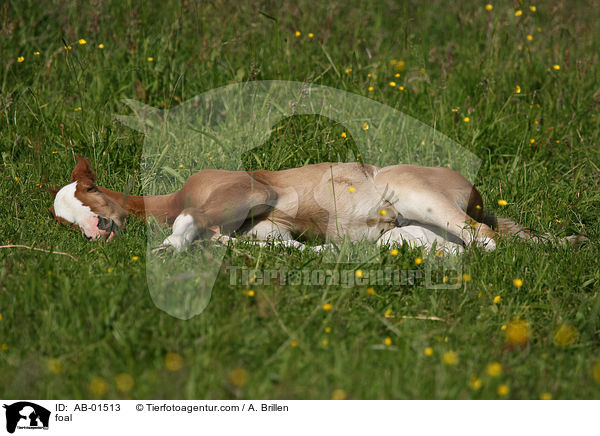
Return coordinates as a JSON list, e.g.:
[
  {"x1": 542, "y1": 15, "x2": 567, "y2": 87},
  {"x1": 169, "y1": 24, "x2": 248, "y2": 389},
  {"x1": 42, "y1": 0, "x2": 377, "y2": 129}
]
[
  {"x1": 463, "y1": 117, "x2": 470, "y2": 123},
  {"x1": 0, "y1": 343, "x2": 7, "y2": 351},
  {"x1": 530, "y1": 5, "x2": 537, "y2": 12},
  {"x1": 345, "y1": 68, "x2": 352, "y2": 74},
  {"x1": 527, "y1": 35, "x2": 533, "y2": 41},
  {"x1": 290, "y1": 340, "x2": 298, "y2": 348},
  {"x1": 513, "y1": 278, "x2": 523, "y2": 287},
  {"x1": 322, "y1": 303, "x2": 333, "y2": 311},
  {"x1": 485, "y1": 4, "x2": 493, "y2": 11},
  {"x1": 89, "y1": 377, "x2": 108, "y2": 396},
  {"x1": 367, "y1": 287, "x2": 376, "y2": 295},
  {"x1": 505, "y1": 319, "x2": 530, "y2": 346},
  {"x1": 131, "y1": 256, "x2": 139, "y2": 262},
  {"x1": 228, "y1": 368, "x2": 249, "y2": 387},
  {"x1": 462, "y1": 274, "x2": 471, "y2": 282},
  {"x1": 451, "y1": 108, "x2": 458, "y2": 113},
  {"x1": 78, "y1": 38, "x2": 87, "y2": 45},
  {"x1": 470, "y1": 375, "x2": 483, "y2": 390},
  {"x1": 414, "y1": 257, "x2": 423, "y2": 265},
  {"x1": 399, "y1": 86, "x2": 405, "y2": 91},
  {"x1": 341, "y1": 131, "x2": 347, "y2": 138},
  {"x1": 295, "y1": 31, "x2": 301, "y2": 37},
  {"x1": 347, "y1": 186, "x2": 355, "y2": 193},
  {"x1": 530, "y1": 138, "x2": 535, "y2": 144},
  {"x1": 384, "y1": 337, "x2": 392, "y2": 346},
  {"x1": 355, "y1": 270, "x2": 364, "y2": 278},
  {"x1": 553, "y1": 64, "x2": 560, "y2": 70},
  {"x1": 486, "y1": 362, "x2": 503, "y2": 377},
  {"x1": 497, "y1": 199, "x2": 508, "y2": 207},
  {"x1": 515, "y1": 85, "x2": 521, "y2": 93},
  {"x1": 493, "y1": 295, "x2": 501, "y2": 304},
  {"x1": 247, "y1": 290, "x2": 255, "y2": 297},
  {"x1": 34, "y1": 51, "x2": 40, "y2": 56},
  {"x1": 147, "y1": 57, "x2": 154, "y2": 62},
  {"x1": 501, "y1": 324, "x2": 507, "y2": 330},
  {"x1": 74, "y1": 107, "x2": 82, "y2": 111},
  {"x1": 17, "y1": 56, "x2": 24, "y2": 63},
  {"x1": 443, "y1": 351, "x2": 458, "y2": 365},
  {"x1": 553, "y1": 323, "x2": 578, "y2": 346},
  {"x1": 591, "y1": 362, "x2": 600, "y2": 382},
  {"x1": 435, "y1": 250, "x2": 444, "y2": 258},
  {"x1": 362, "y1": 122, "x2": 369, "y2": 130},
  {"x1": 331, "y1": 389, "x2": 347, "y2": 400},
  {"x1": 424, "y1": 347, "x2": 434, "y2": 356},
  {"x1": 98, "y1": 43, "x2": 105, "y2": 49},
  {"x1": 384, "y1": 308, "x2": 393, "y2": 318},
  {"x1": 47, "y1": 358, "x2": 62, "y2": 375},
  {"x1": 368, "y1": 86, "x2": 374, "y2": 92},
  {"x1": 325, "y1": 326, "x2": 331, "y2": 333},
  {"x1": 115, "y1": 373, "x2": 134, "y2": 393},
  {"x1": 497, "y1": 384, "x2": 510, "y2": 396},
  {"x1": 164, "y1": 352, "x2": 184, "y2": 371},
  {"x1": 308, "y1": 33, "x2": 314, "y2": 38},
  {"x1": 390, "y1": 248, "x2": 399, "y2": 256},
  {"x1": 322, "y1": 339, "x2": 329, "y2": 346},
  {"x1": 379, "y1": 209, "x2": 387, "y2": 216},
  {"x1": 394, "y1": 73, "x2": 400, "y2": 78},
  {"x1": 515, "y1": 10, "x2": 522, "y2": 16},
  {"x1": 389, "y1": 81, "x2": 396, "y2": 87},
  {"x1": 540, "y1": 392, "x2": 552, "y2": 400}
]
